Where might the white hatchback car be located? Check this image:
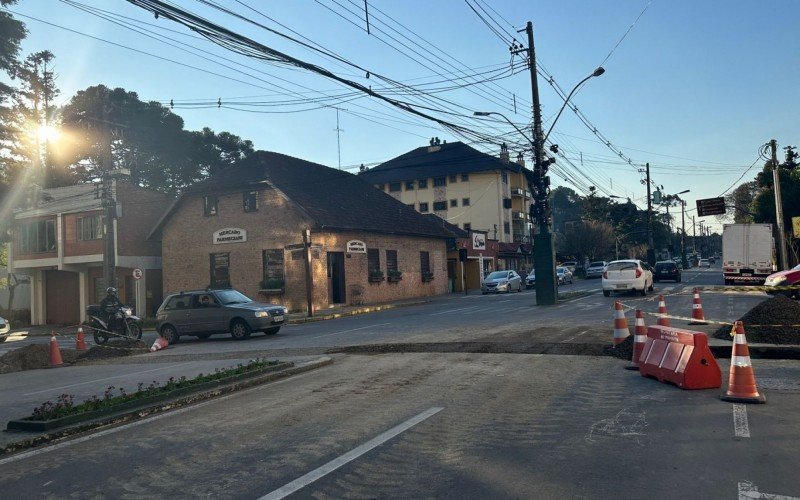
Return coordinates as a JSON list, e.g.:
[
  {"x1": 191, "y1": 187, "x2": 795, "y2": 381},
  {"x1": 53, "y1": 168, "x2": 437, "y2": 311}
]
[{"x1": 602, "y1": 259, "x2": 654, "y2": 297}]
